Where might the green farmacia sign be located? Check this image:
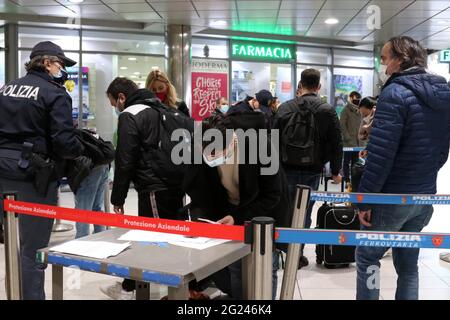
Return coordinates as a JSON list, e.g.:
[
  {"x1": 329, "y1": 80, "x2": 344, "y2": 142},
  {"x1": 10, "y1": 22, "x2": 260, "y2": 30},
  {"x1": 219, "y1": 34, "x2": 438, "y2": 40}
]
[
  {"x1": 231, "y1": 41, "x2": 295, "y2": 62},
  {"x1": 439, "y1": 50, "x2": 450, "y2": 63}
]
